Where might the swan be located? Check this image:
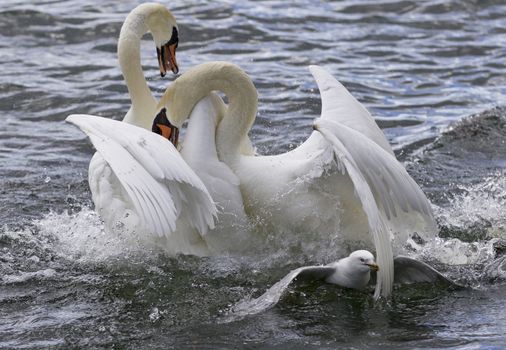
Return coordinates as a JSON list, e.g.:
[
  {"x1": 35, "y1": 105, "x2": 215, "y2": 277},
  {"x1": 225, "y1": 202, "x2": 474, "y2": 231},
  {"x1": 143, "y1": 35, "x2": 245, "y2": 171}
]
[
  {"x1": 68, "y1": 92, "x2": 248, "y2": 256},
  {"x1": 72, "y1": 4, "x2": 253, "y2": 255},
  {"x1": 118, "y1": 2, "x2": 179, "y2": 127},
  {"x1": 88, "y1": 3, "x2": 180, "y2": 235},
  {"x1": 155, "y1": 61, "x2": 437, "y2": 298},
  {"x1": 68, "y1": 61, "x2": 436, "y2": 298}
]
